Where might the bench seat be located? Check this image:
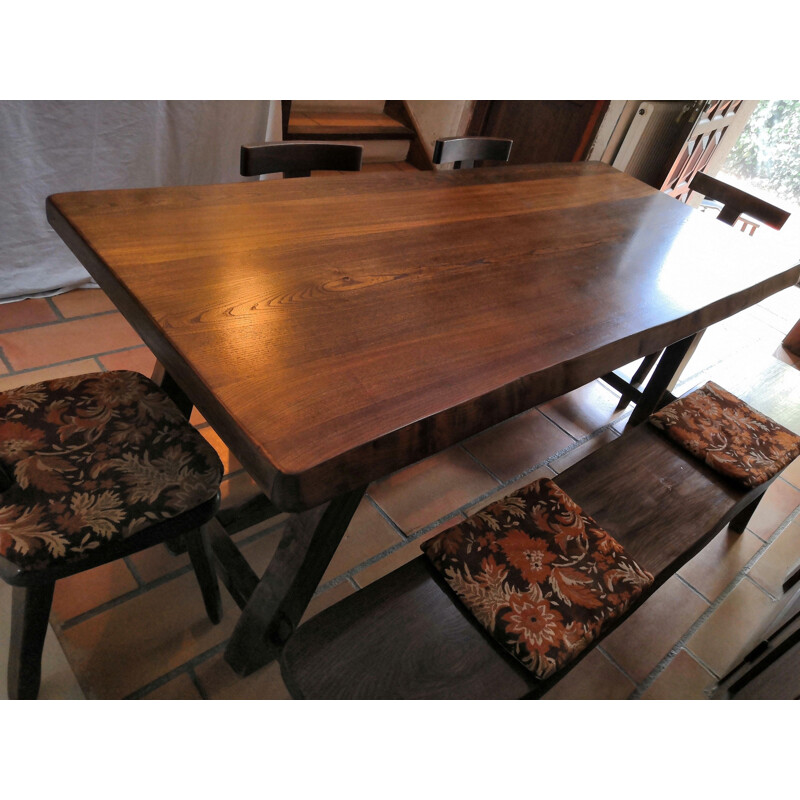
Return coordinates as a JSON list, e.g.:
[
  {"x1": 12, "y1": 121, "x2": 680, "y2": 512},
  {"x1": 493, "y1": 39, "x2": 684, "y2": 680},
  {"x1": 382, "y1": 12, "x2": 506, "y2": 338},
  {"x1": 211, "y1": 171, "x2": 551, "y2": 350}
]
[{"x1": 281, "y1": 361, "x2": 800, "y2": 699}]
